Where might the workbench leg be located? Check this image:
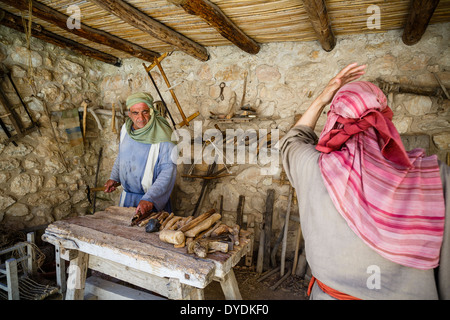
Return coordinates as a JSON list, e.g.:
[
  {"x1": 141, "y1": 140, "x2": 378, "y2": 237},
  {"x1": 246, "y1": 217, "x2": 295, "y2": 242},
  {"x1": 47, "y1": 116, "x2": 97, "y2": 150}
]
[
  {"x1": 220, "y1": 269, "x2": 242, "y2": 300},
  {"x1": 55, "y1": 246, "x2": 67, "y2": 295},
  {"x1": 189, "y1": 288, "x2": 205, "y2": 300},
  {"x1": 65, "y1": 252, "x2": 89, "y2": 300}
]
